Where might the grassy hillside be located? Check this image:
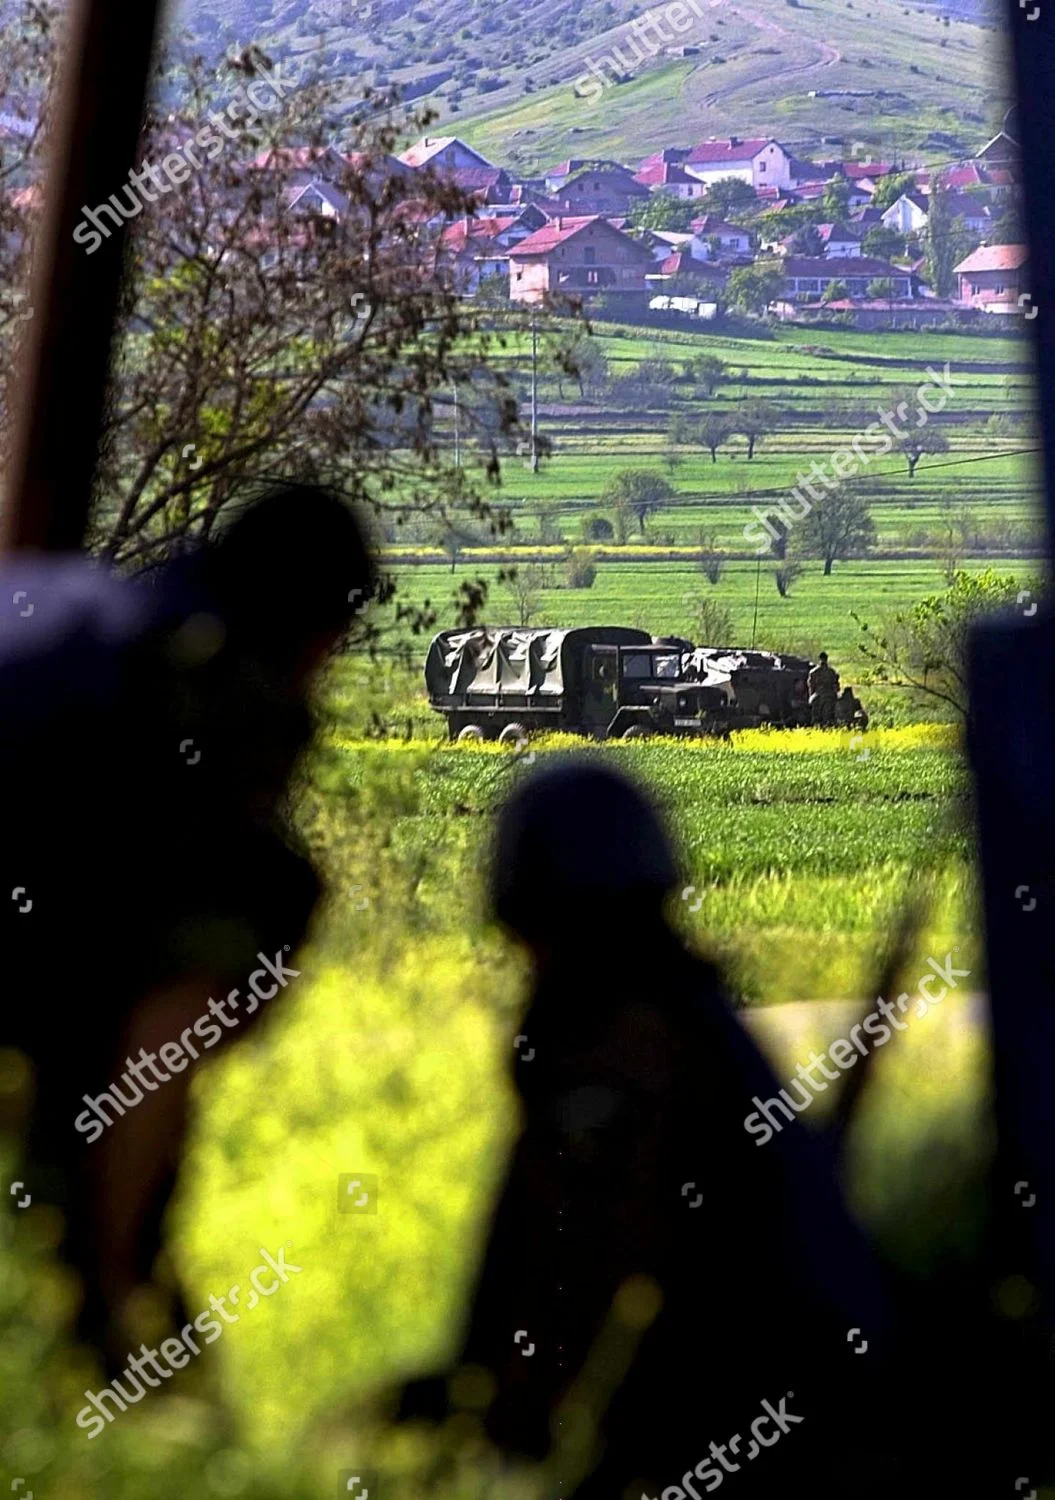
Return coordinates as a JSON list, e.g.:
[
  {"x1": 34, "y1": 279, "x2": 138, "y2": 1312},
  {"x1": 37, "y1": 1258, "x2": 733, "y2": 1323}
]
[
  {"x1": 175, "y1": 0, "x2": 1010, "y2": 164},
  {"x1": 455, "y1": 0, "x2": 1010, "y2": 169}
]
